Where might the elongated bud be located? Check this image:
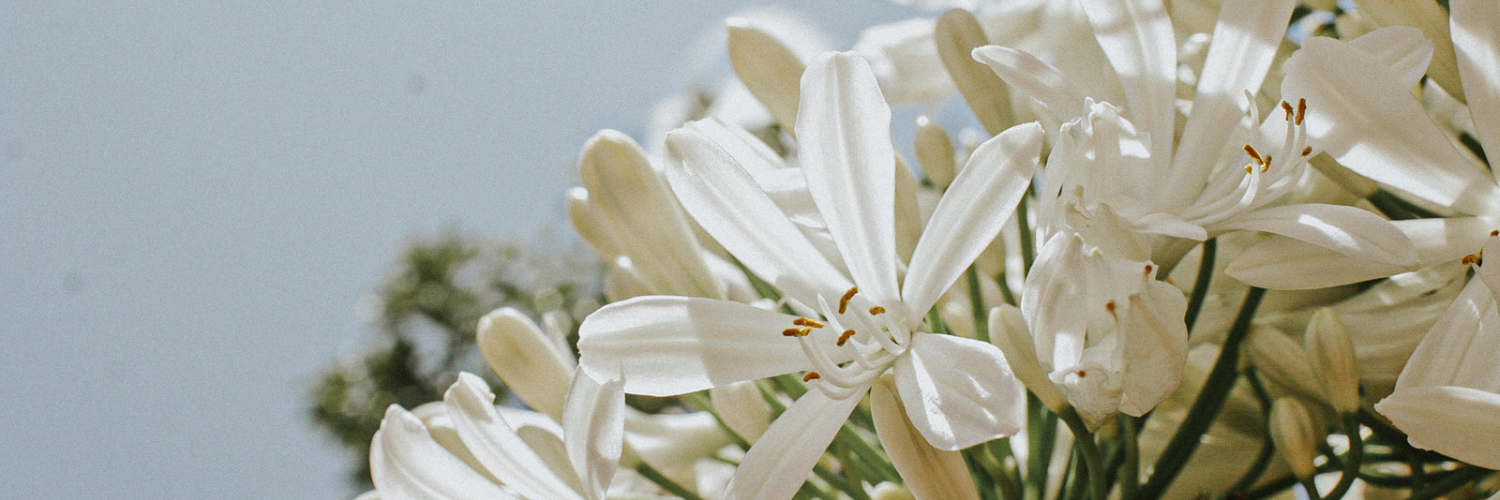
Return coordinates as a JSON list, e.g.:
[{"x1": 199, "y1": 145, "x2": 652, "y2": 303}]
[
  {"x1": 989, "y1": 305, "x2": 1068, "y2": 412},
  {"x1": 710, "y1": 380, "x2": 771, "y2": 443},
  {"x1": 1246, "y1": 327, "x2": 1324, "y2": 401},
  {"x1": 894, "y1": 153, "x2": 922, "y2": 264},
  {"x1": 914, "y1": 116, "x2": 957, "y2": 189},
  {"x1": 566, "y1": 187, "x2": 622, "y2": 260},
  {"x1": 727, "y1": 17, "x2": 805, "y2": 135},
  {"x1": 934, "y1": 9, "x2": 1013, "y2": 135},
  {"x1": 603, "y1": 257, "x2": 650, "y2": 303},
  {"x1": 477, "y1": 308, "x2": 575, "y2": 421},
  {"x1": 1270, "y1": 397, "x2": 1319, "y2": 480},
  {"x1": 1306, "y1": 308, "x2": 1361, "y2": 413}
]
